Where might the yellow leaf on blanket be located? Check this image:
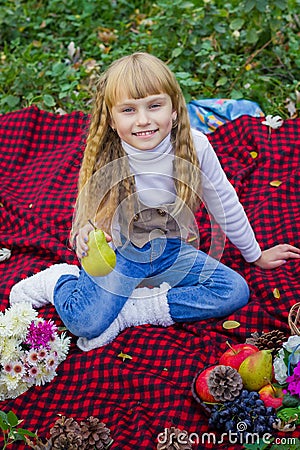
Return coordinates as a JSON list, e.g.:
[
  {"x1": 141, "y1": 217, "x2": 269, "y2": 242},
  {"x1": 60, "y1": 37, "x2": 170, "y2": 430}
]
[
  {"x1": 222, "y1": 320, "x2": 241, "y2": 330},
  {"x1": 273, "y1": 288, "x2": 281, "y2": 299},
  {"x1": 269, "y1": 180, "x2": 282, "y2": 187},
  {"x1": 118, "y1": 351, "x2": 133, "y2": 362},
  {"x1": 250, "y1": 151, "x2": 258, "y2": 159}
]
